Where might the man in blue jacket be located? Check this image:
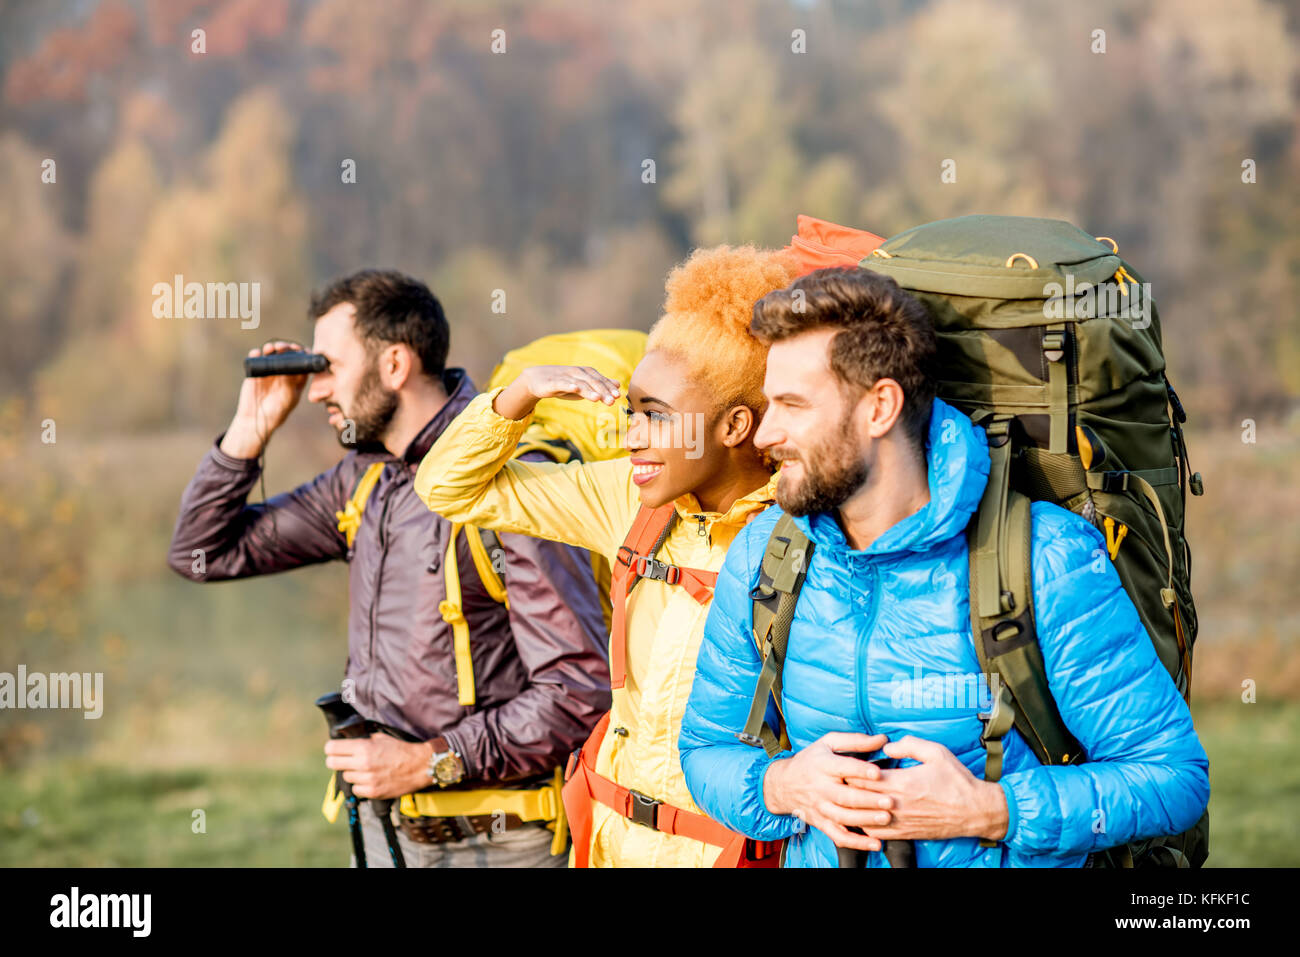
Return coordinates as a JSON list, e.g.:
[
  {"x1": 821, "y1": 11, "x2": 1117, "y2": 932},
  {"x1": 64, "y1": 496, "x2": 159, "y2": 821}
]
[{"x1": 678, "y1": 267, "x2": 1209, "y2": 867}]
